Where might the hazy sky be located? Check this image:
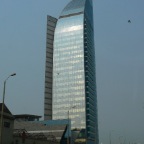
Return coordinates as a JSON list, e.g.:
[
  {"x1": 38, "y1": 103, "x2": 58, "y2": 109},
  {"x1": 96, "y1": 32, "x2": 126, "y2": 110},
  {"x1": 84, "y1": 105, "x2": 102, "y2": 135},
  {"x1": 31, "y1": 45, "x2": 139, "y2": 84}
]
[{"x1": 0, "y1": 0, "x2": 144, "y2": 144}]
